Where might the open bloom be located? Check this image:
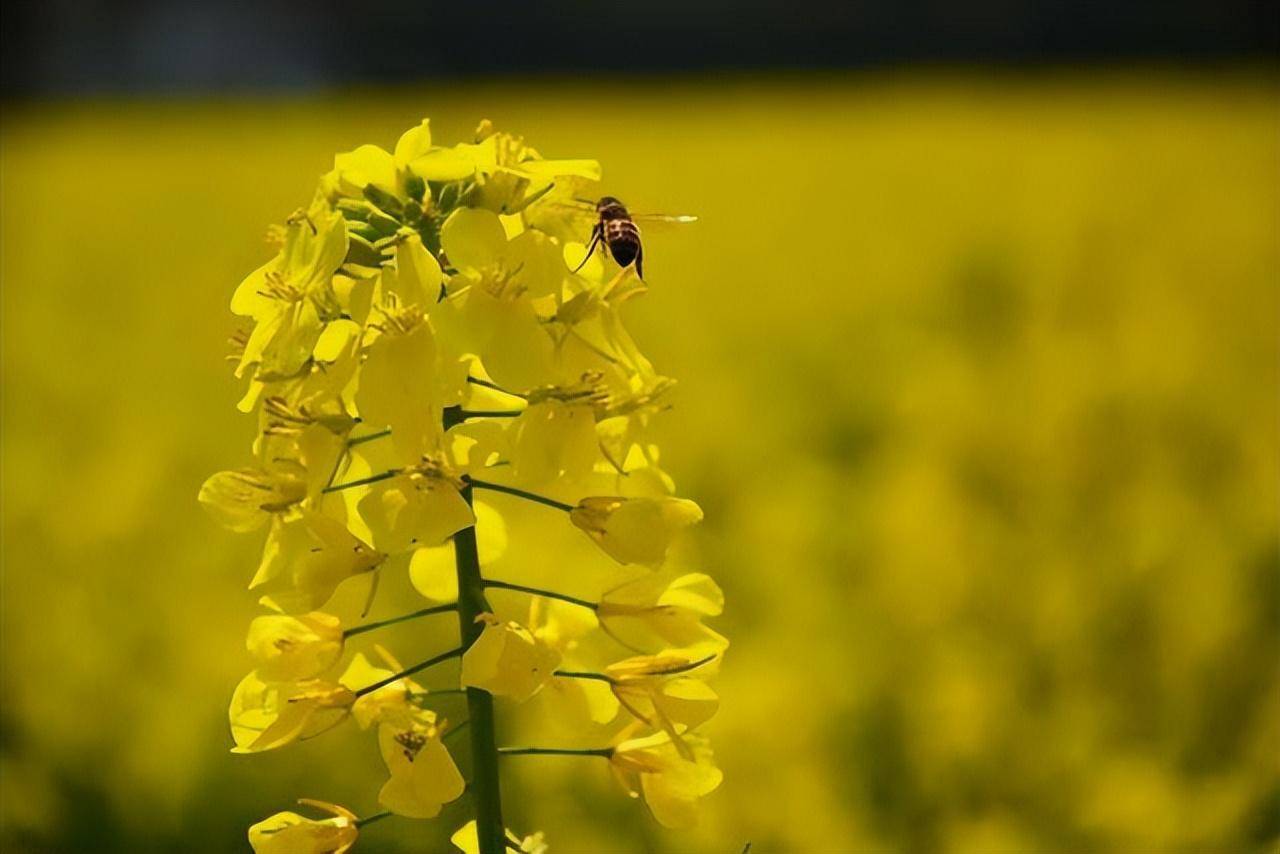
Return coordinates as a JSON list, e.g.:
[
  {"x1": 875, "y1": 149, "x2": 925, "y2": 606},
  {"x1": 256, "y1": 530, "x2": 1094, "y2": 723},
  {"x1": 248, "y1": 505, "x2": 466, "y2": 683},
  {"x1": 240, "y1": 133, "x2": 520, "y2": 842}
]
[
  {"x1": 570, "y1": 496, "x2": 704, "y2": 565},
  {"x1": 339, "y1": 649, "x2": 426, "y2": 730},
  {"x1": 452, "y1": 820, "x2": 548, "y2": 854},
  {"x1": 250, "y1": 511, "x2": 385, "y2": 612},
  {"x1": 431, "y1": 206, "x2": 566, "y2": 391},
  {"x1": 199, "y1": 462, "x2": 307, "y2": 533},
  {"x1": 246, "y1": 611, "x2": 344, "y2": 681},
  {"x1": 248, "y1": 800, "x2": 358, "y2": 854},
  {"x1": 610, "y1": 731, "x2": 723, "y2": 829},
  {"x1": 232, "y1": 203, "x2": 348, "y2": 381},
  {"x1": 355, "y1": 456, "x2": 474, "y2": 554},
  {"x1": 606, "y1": 655, "x2": 720, "y2": 750},
  {"x1": 229, "y1": 673, "x2": 356, "y2": 753},
  {"x1": 461, "y1": 614, "x2": 562, "y2": 702},
  {"x1": 377, "y1": 709, "x2": 466, "y2": 818},
  {"x1": 598, "y1": 570, "x2": 728, "y2": 656}
]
